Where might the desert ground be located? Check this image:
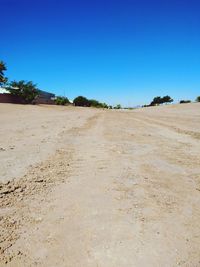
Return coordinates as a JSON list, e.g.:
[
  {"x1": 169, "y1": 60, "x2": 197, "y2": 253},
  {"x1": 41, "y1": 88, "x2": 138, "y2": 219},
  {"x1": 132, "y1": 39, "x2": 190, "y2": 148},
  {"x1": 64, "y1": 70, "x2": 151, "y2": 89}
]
[{"x1": 0, "y1": 103, "x2": 200, "y2": 266}]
